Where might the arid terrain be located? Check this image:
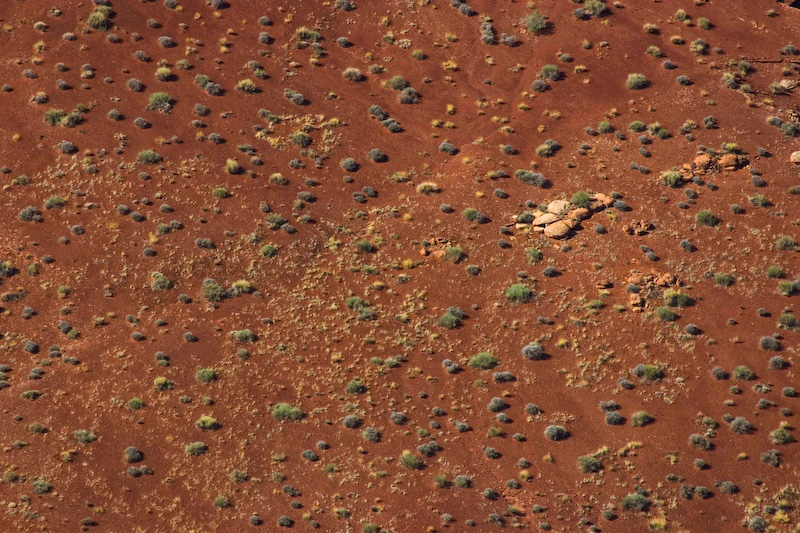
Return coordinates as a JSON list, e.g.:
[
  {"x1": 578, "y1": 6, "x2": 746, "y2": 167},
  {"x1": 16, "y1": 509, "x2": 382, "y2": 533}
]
[{"x1": 1, "y1": 0, "x2": 799, "y2": 531}]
